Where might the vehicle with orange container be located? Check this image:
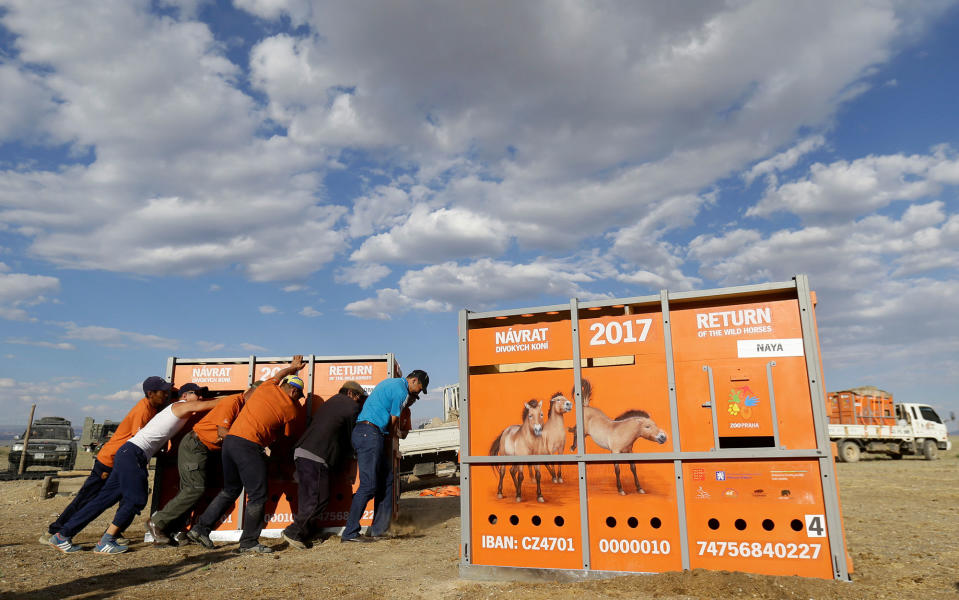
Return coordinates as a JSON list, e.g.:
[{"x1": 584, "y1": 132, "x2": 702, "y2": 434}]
[
  {"x1": 827, "y1": 386, "x2": 951, "y2": 462},
  {"x1": 457, "y1": 275, "x2": 853, "y2": 582}
]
